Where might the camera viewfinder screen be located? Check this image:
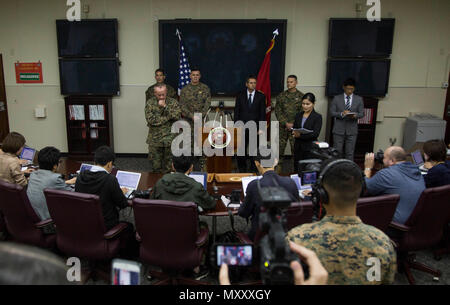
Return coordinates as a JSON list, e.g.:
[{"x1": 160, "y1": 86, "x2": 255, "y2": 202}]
[
  {"x1": 217, "y1": 245, "x2": 252, "y2": 266},
  {"x1": 301, "y1": 171, "x2": 317, "y2": 185}
]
